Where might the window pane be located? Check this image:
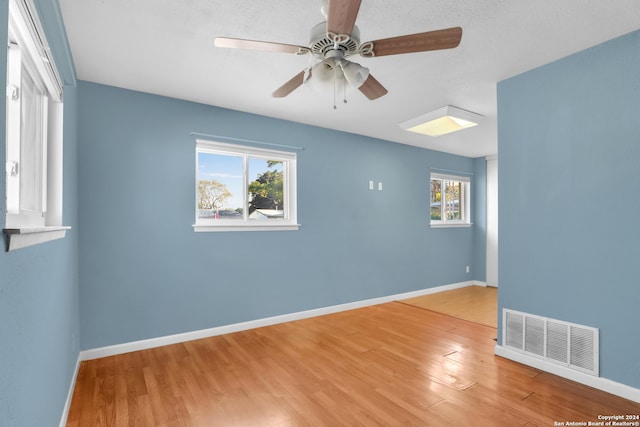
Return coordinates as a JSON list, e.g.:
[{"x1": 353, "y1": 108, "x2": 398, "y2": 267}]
[
  {"x1": 248, "y1": 158, "x2": 284, "y2": 220},
  {"x1": 20, "y1": 66, "x2": 45, "y2": 213},
  {"x1": 430, "y1": 179, "x2": 442, "y2": 220},
  {"x1": 430, "y1": 173, "x2": 470, "y2": 226},
  {"x1": 444, "y1": 180, "x2": 462, "y2": 220},
  {"x1": 197, "y1": 152, "x2": 243, "y2": 220},
  {"x1": 194, "y1": 140, "x2": 298, "y2": 231}
]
